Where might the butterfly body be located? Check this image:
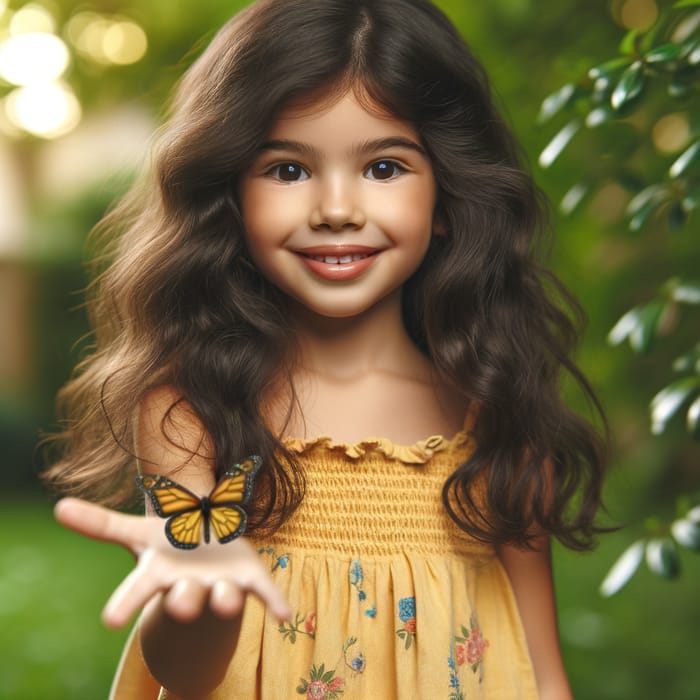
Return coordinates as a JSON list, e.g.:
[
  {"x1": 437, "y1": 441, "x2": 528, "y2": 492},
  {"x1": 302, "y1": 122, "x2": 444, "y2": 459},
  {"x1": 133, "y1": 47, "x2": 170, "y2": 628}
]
[{"x1": 136, "y1": 456, "x2": 261, "y2": 550}]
